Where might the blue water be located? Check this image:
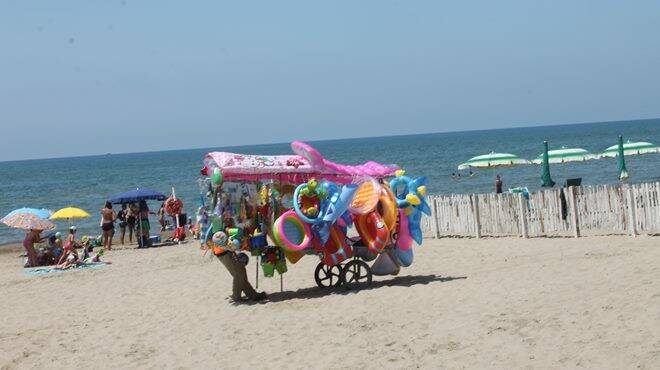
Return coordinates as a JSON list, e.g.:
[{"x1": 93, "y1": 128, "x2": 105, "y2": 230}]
[{"x1": 1, "y1": 119, "x2": 658, "y2": 244}]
